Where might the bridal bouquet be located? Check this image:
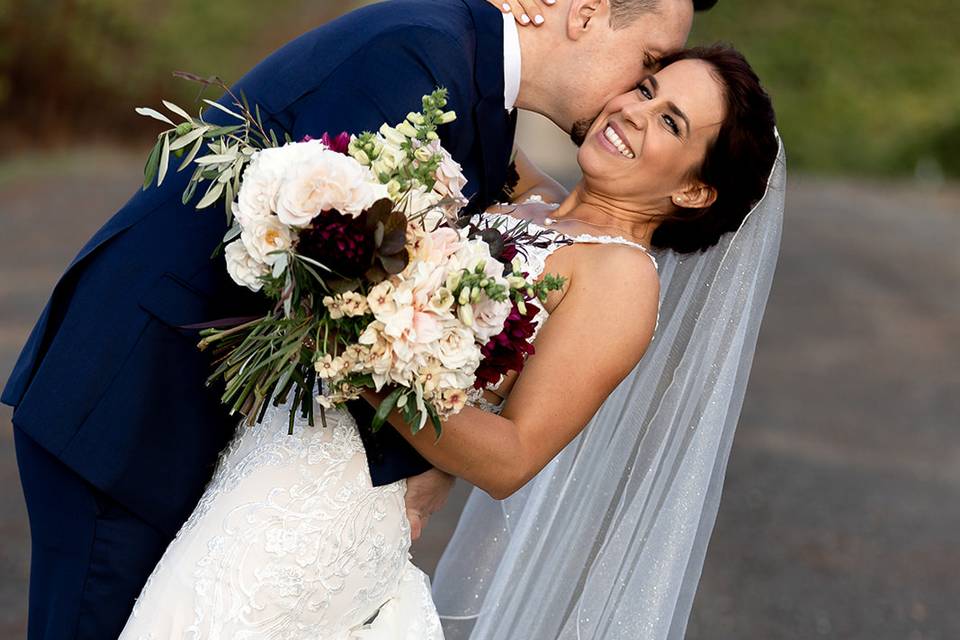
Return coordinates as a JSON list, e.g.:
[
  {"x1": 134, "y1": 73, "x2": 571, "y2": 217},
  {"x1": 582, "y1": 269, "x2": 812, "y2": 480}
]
[{"x1": 139, "y1": 78, "x2": 563, "y2": 436}]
